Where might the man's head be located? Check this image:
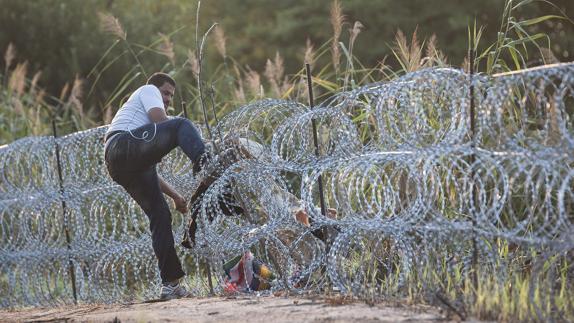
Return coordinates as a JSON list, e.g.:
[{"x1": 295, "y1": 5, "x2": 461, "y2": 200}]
[{"x1": 147, "y1": 72, "x2": 176, "y2": 108}]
